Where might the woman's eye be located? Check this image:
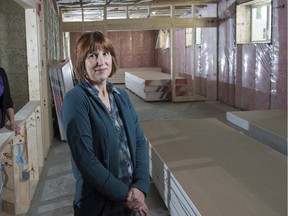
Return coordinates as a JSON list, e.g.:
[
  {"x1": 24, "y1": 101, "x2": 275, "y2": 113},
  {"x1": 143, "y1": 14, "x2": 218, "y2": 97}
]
[
  {"x1": 103, "y1": 52, "x2": 110, "y2": 56},
  {"x1": 89, "y1": 53, "x2": 97, "y2": 58}
]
